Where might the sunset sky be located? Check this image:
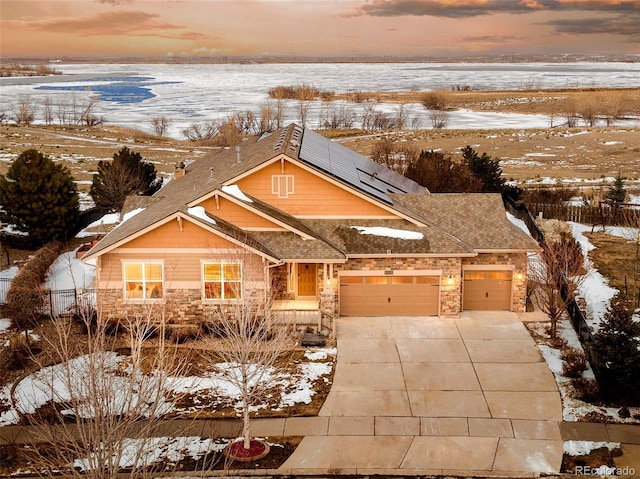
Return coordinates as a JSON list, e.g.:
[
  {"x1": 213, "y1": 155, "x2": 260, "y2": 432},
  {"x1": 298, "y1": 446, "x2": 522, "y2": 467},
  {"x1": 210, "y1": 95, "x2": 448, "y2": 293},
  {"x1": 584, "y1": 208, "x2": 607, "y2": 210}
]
[{"x1": 1, "y1": 0, "x2": 639, "y2": 59}]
